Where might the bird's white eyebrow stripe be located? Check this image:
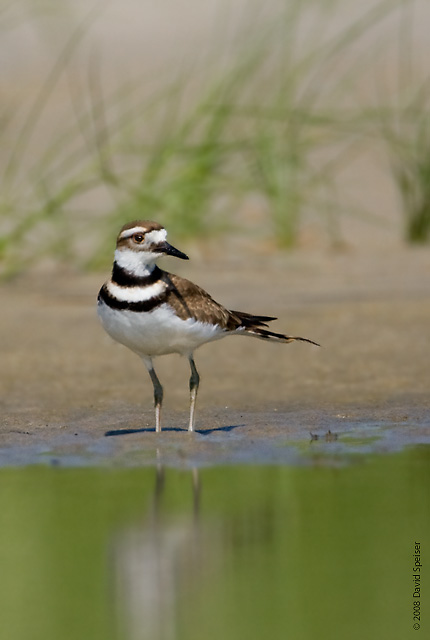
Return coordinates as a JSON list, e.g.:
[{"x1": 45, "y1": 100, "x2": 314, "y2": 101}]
[
  {"x1": 118, "y1": 228, "x2": 167, "y2": 244},
  {"x1": 119, "y1": 226, "x2": 148, "y2": 239}
]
